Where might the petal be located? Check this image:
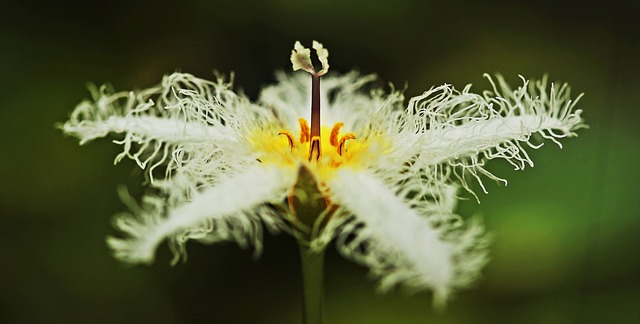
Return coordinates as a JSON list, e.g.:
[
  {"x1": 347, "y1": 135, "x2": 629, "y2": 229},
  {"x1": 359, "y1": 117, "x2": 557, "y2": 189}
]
[
  {"x1": 62, "y1": 73, "x2": 241, "y2": 144},
  {"x1": 64, "y1": 114, "x2": 235, "y2": 145},
  {"x1": 416, "y1": 114, "x2": 581, "y2": 166},
  {"x1": 107, "y1": 164, "x2": 296, "y2": 264},
  {"x1": 397, "y1": 75, "x2": 584, "y2": 192},
  {"x1": 328, "y1": 168, "x2": 489, "y2": 305},
  {"x1": 61, "y1": 73, "x2": 261, "y2": 182}
]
